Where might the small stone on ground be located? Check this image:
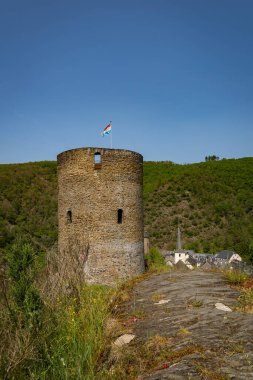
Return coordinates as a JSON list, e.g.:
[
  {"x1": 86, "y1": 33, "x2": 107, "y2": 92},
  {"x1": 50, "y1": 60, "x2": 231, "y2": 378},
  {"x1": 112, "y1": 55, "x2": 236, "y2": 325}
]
[
  {"x1": 113, "y1": 334, "x2": 135, "y2": 347},
  {"x1": 154, "y1": 299, "x2": 171, "y2": 305},
  {"x1": 215, "y1": 302, "x2": 232, "y2": 312}
]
